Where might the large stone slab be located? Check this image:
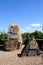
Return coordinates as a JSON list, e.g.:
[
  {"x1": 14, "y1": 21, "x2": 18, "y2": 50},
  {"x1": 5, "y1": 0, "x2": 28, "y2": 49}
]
[
  {"x1": 18, "y1": 38, "x2": 41, "y2": 57},
  {"x1": 5, "y1": 24, "x2": 22, "y2": 51}
]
